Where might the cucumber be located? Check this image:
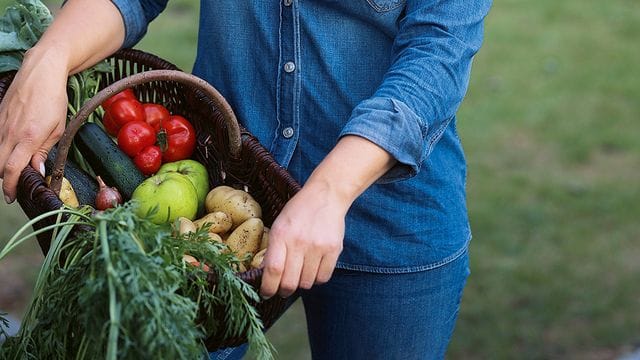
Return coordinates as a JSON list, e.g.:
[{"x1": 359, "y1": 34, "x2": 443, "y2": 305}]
[
  {"x1": 74, "y1": 122, "x2": 145, "y2": 200},
  {"x1": 45, "y1": 145, "x2": 99, "y2": 207}
]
